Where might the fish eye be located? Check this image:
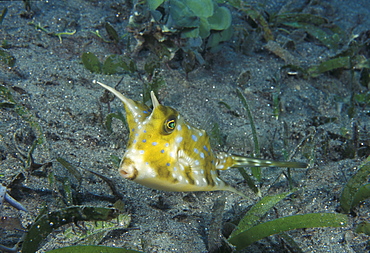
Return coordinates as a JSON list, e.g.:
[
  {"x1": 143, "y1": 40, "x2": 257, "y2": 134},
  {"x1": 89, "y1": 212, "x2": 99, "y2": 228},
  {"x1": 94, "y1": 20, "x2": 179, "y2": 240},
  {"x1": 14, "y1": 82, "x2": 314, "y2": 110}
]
[{"x1": 164, "y1": 117, "x2": 176, "y2": 134}]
